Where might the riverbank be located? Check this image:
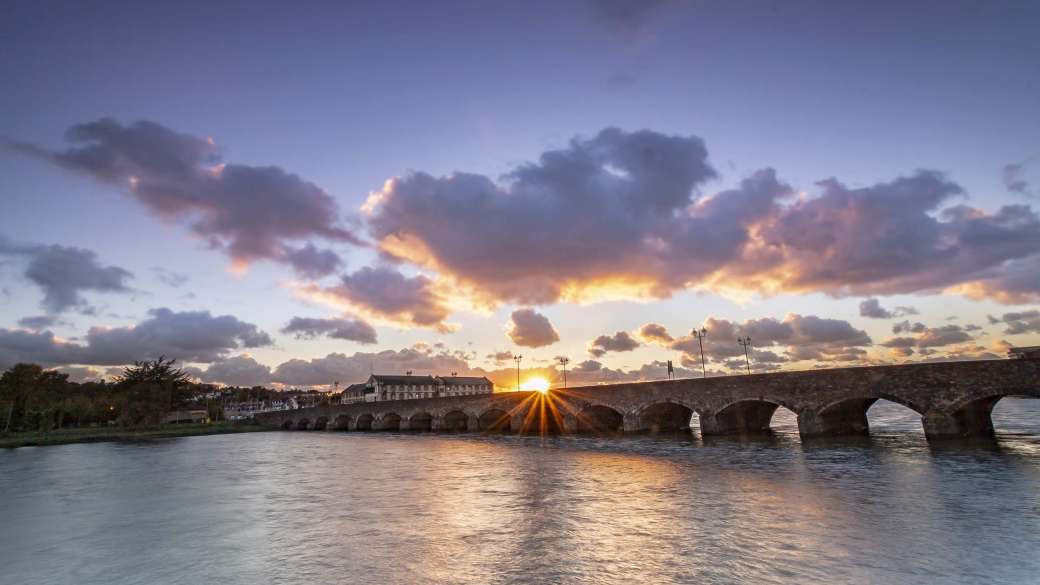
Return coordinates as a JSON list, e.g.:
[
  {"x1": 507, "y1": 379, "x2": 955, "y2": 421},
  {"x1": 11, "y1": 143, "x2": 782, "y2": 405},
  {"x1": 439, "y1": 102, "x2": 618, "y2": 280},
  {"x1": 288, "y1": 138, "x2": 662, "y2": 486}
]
[{"x1": 0, "y1": 421, "x2": 272, "y2": 448}]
